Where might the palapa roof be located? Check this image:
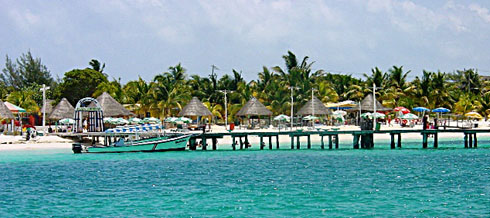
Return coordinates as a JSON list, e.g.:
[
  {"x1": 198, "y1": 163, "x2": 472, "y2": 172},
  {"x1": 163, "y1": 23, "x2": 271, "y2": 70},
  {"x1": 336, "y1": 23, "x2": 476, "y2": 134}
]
[
  {"x1": 178, "y1": 97, "x2": 212, "y2": 116},
  {"x1": 348, "y1": 94, "x2": 391, "y2": 112},
  {"x1": 94, "y1": 92, "x2": 134, "y2": 117},
  {"x1": 41, "y1": 99, "x2": 55, "y2": 115},
  {"x1": 0, "y1": 100, "x2": 15, "y2": 119},
  {"x1": 48, "y1": 98, "x2": 75, "y2": 120},
  {"x1": 236, "y1": 97, "x2": 272, "y2": 116},
  {"x1": 296, "y1": 96, "x2": 330, "y2": 115}
]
